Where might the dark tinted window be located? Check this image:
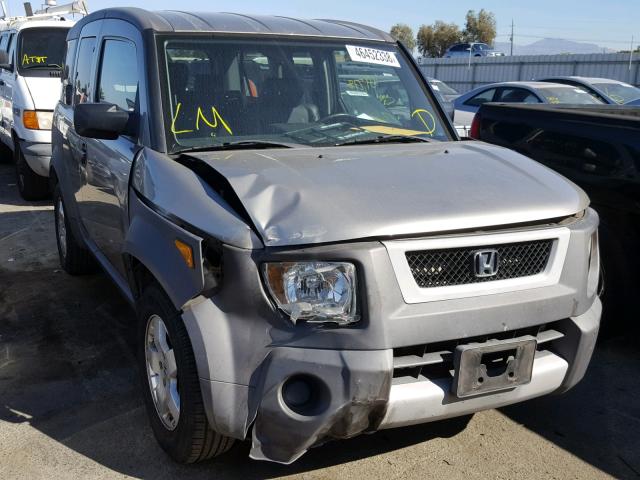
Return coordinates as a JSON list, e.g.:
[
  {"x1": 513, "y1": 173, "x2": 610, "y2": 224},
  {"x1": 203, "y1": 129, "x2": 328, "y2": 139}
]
[
  {"x1": 18, "y1": 27, "x2": 69, "y2": 72},
  {"x1": 74, "y1": 37, "x2": 96, "y2": 105},
  {"x1": 465, "y1": 88, "x2": 497, "y2": 107},
  {"x1": 97, "y1": 40, "x2": 138, "y2": 111},
  {"x1": 497, "y1": 88, "x2": 541, "y2": 104}
]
